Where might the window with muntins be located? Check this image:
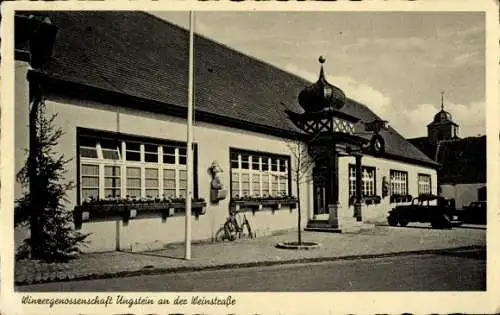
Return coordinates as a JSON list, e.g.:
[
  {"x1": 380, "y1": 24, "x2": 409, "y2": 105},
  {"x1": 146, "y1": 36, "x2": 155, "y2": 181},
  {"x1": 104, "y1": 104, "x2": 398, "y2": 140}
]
[
  {"x1": 230, "y1": 149, "x2": 290, "y2": 198},
  {"x1": 348, "y1": 165, "x2": 376, "y2": 197},
  {"x1": 78, "y1": 131, "x2": 195, "y2": 202},
  {"x1": 418, "y1": 174, "x2": 432, "y2": 195},
  {"x1": 390, "y1": 170, "x2": 408, "y2": 195}
]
